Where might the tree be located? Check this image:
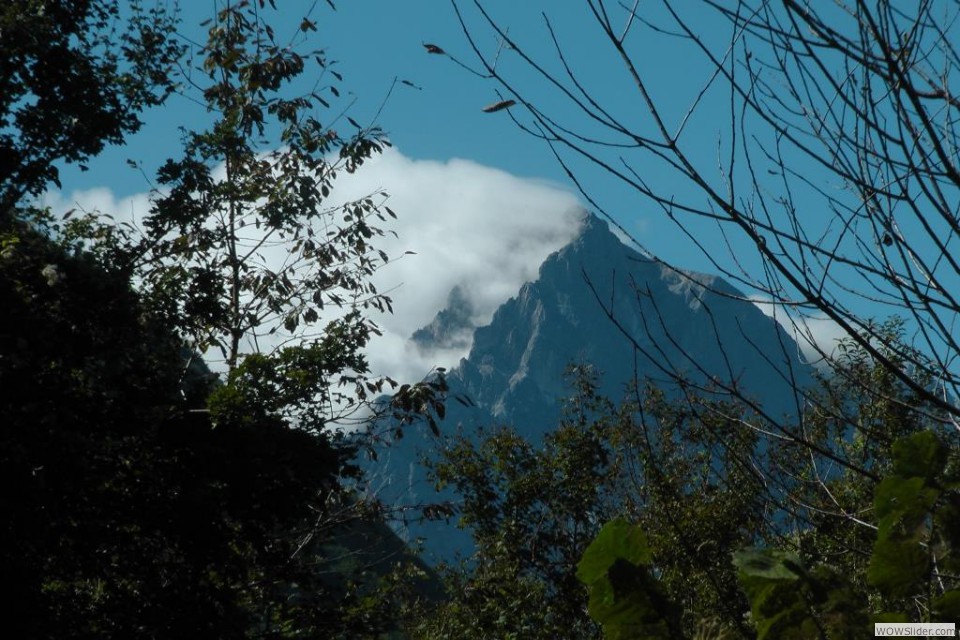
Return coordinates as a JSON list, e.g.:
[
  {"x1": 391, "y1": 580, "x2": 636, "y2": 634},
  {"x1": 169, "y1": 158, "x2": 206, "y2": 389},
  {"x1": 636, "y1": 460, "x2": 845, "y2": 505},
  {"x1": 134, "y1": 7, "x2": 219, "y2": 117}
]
[
  {"x1": 409, "y1": 367, "x2": 769, "y2": 638},
  {"x1": 411, "y1": 370, "x2": 617, "y2": 639},
  {"x1": 1, "y1": 1, "x2": 428, "y2": 636},
  {"x1": 1, "y1": 3, "x2": 186, "y2": 633},
  {"x1": 444, "y1": 0, "x2": 960, "y2": 426},
  {"x1": 411, "y1": 329, "x2": 958, "y2": 637},
  {"x1": 2, "y1": 206, "x2": 381, "y2": 637},
  {"x1": 433, "y1": 14, "x2": 960, "y2": 631},
  {"x1": 772, "y1": 323, "x2": 940, "y2": 582},
  {"x1": 0, "y1": 0, "x2": 182, "y2": 213},
  {"x1": 577, "y1": 426, "x2": 960, "y2": 638},
  {"x1": 134, "y1": 0, "x2": 398, "y2": 428}
]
